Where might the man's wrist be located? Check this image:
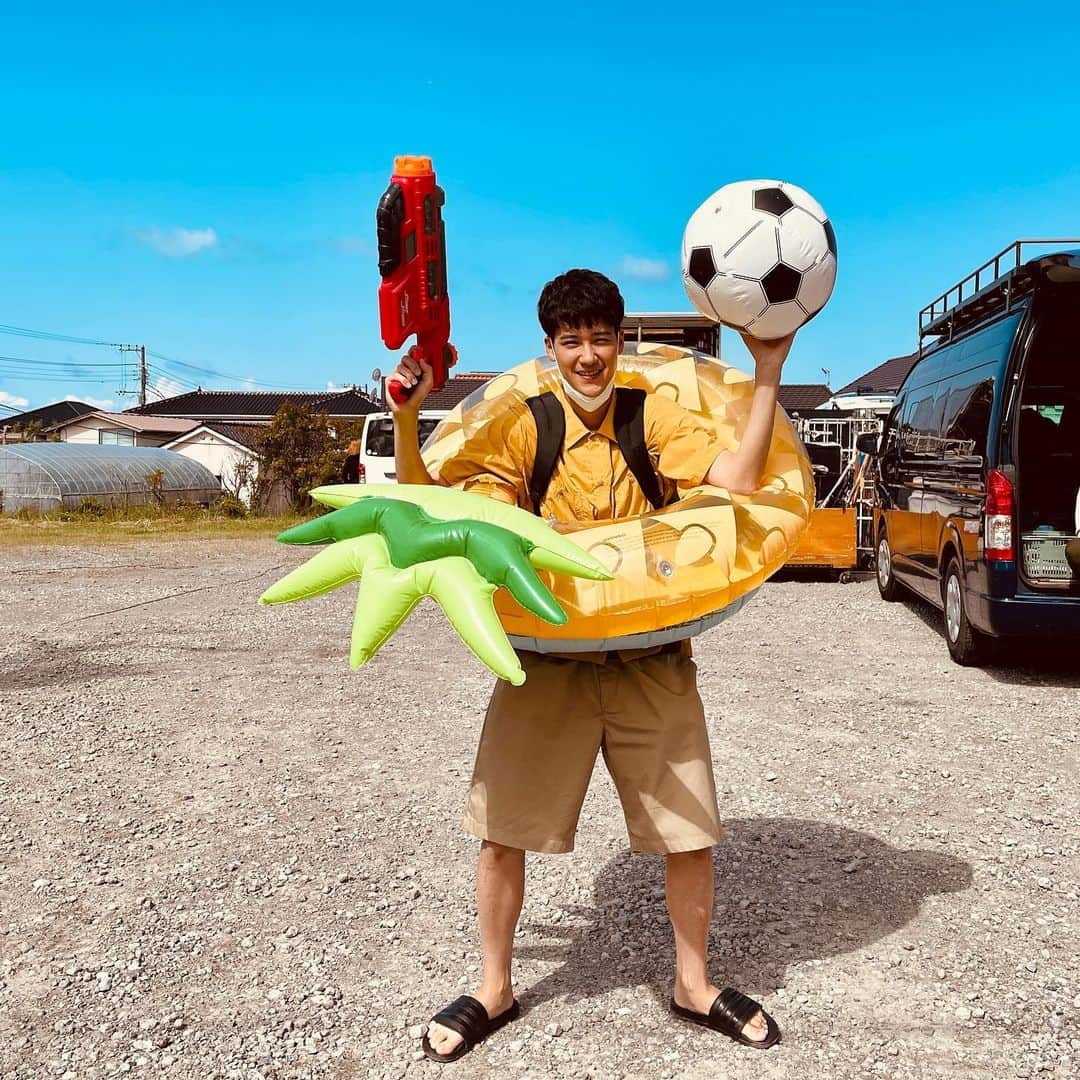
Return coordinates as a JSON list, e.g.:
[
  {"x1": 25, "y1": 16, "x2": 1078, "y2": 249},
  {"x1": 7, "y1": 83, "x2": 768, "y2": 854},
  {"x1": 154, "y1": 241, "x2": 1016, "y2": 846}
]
[{"x1": 753, "y1": 360, "x2": 783, "y2": 387}]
